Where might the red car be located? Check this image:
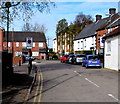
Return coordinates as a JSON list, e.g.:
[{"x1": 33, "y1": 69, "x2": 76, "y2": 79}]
[{"x1": 60, "y1": 55, "x2": 69, "y2": 63}]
